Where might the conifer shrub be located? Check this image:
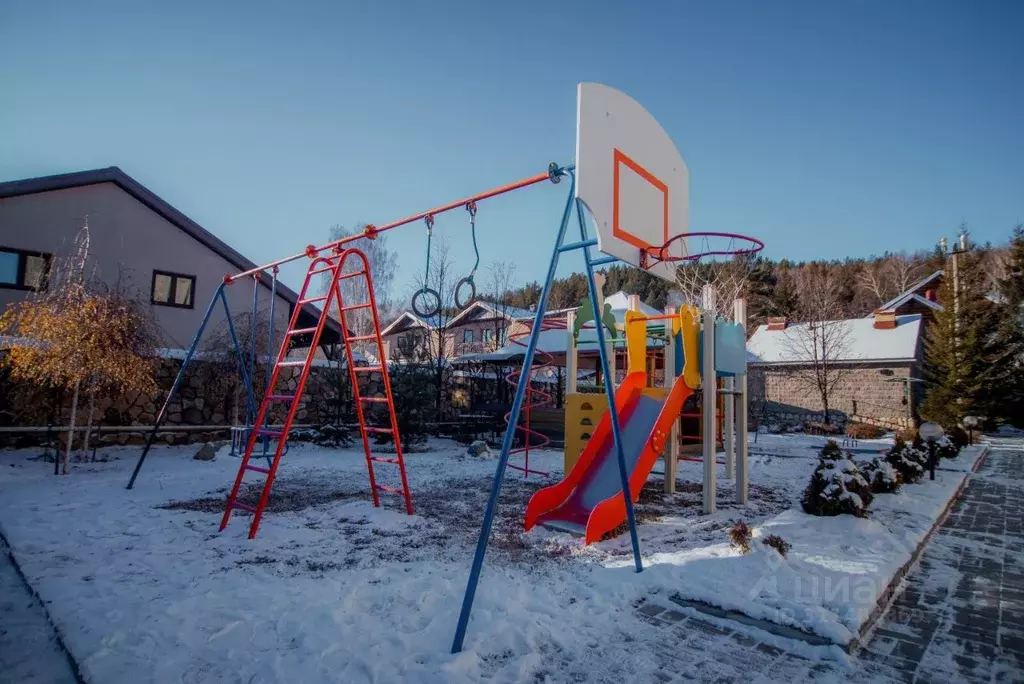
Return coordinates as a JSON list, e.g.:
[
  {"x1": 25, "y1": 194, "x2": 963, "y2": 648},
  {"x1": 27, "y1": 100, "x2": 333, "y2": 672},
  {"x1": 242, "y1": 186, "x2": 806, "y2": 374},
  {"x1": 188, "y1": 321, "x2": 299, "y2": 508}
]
[
  {"x1": 884, "y1": 437, "x2": 927, "y2": 484},
  {"x1": 802, "y1": 454, "x2": 873, "y2": 517},
  {"x1": 947, "y1": 425, "x2": 970, "y2": 450},
  {"x1": 858, "y1": 456, "x2": 903, "y2": 494},
  {"x1": 819, "y1": 439, "x2": 843, "y2": 460}
]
